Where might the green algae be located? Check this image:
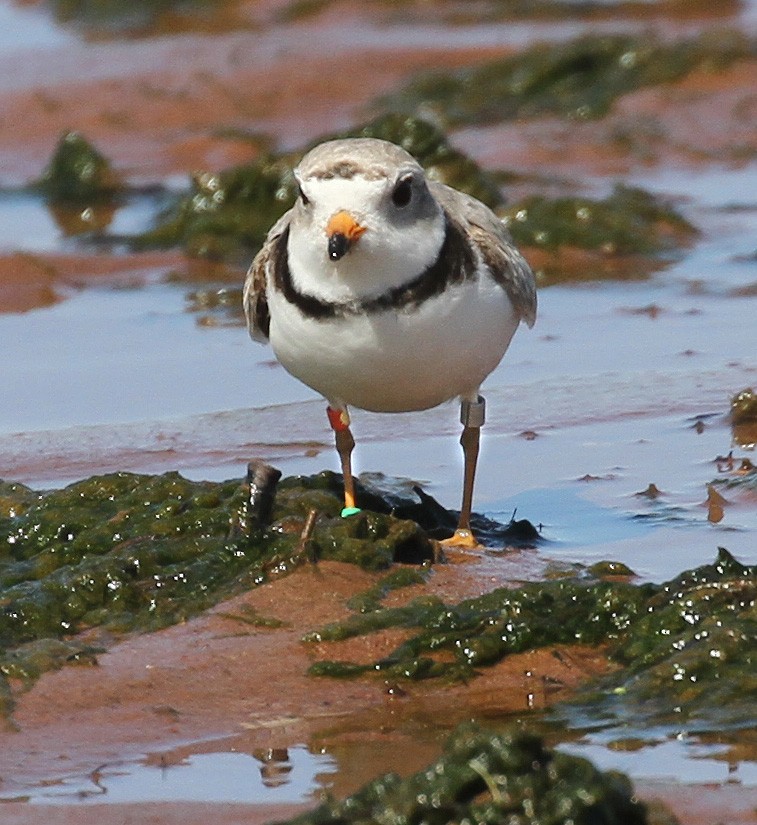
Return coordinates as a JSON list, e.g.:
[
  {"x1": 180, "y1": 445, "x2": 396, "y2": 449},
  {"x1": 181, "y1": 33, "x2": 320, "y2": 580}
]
[
  {"x1": 40, "y1": 118, "x2": 696, "y2": 273},
  {"x1": 306, "y1": 578, "x2": 650, "y2": 674},
  {"x1": 0, "y1": 481, "x2": 37, "y2": 520},
  {"x1": 129, "y1": 114, "x2": 695, "y2": 273},
  {"x1": 731, "y1": 387, "x2": 757, "y2": 424},
  {"x1": 275, "y1": 471, "x2": 436, "y2": 566},
  {"x1": 0, "y1": 472, "x2": 256, "y2": 647},
  {"x1": 35, "y1": 131, "x2": 122, "y2": 202},
  {"x1": 305, "y1": 595, "x2": 448, "y2": 645},
  {"x1": 217, "y1": 603, "x2": 289, "y2": 629},
  {"x1": 381, "y1": 29, "x2": 755, "y2": 126},
  {"x1": 587, "y1": 560, "x2": 635, "y2": 578},
  {"x1": 185, "y1": 286, "x2": 245, "y2": 328},
  {"x1": 306, "y1": 548, "x2": 756, "y2": 732},
  {"x1": 284, "y1": 723, "x2": 648, "y2": 825},
  {"x1": 308, "y1": 660, "x2": 373, "y2": 680},
  {"x1": 0, "y1": 469, "x2": 433, "y2": 705},
  {"x1": 346, "y1": 567, "x2": 427, "y2": 614},
  {"x1": 730, "y1": 388, "x2": 757, "y2": 450},
  {"x1": 0, "y1": 638, "x2": 102, "y2": 683},
  {"x1": 136, "y1": 114, "x2": 503, "y2": 262},
  {"x1": 277, "y1": 0, "x2": 738, "y2": 25},
  {"x1": 560, "y1": 551, "x2": 757, "y2": 734},
  {"x1": 502, "y1": 185, "x2": 696, "y2": 256},
  {"x1": 139, "y1": 157, "x2": 298, "y2": 260},
  {"x1": 47, "y1": 0, "x2": 214, "y2": 37},
  {"x1": 427, "y1": 0, "x2": 739, "y2": 23}
]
